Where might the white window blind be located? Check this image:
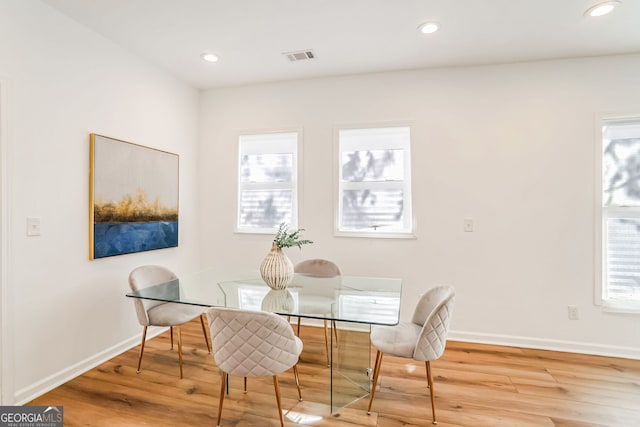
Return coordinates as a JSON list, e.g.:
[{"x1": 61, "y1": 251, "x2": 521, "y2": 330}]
[
  {"x1": 237, "y1": 132, "x2": 298, "y2": 233},
  {"x1": 601, "y1": 118, "x2": 640, "y2": 309},
  {"x1": 338, "y1": 126, "x2": 413, "y2": 236}
]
